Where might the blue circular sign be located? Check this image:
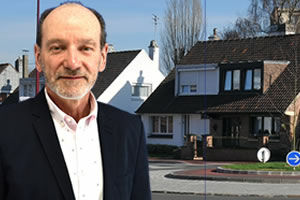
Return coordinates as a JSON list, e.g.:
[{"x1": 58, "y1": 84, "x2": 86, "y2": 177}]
[{"x1": 286, "y1": 151, "x2": 300, "y2": 167}]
